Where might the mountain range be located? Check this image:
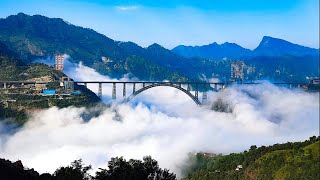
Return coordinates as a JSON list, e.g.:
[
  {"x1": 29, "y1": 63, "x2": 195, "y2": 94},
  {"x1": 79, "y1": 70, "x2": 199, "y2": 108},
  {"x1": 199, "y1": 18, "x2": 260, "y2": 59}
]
[
  {"x1": 0, "y1": 13, "x2": 319, "y2": 82},
  {"x1": 172, "y1": 36, "x2": 319, "y2": 60}
]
